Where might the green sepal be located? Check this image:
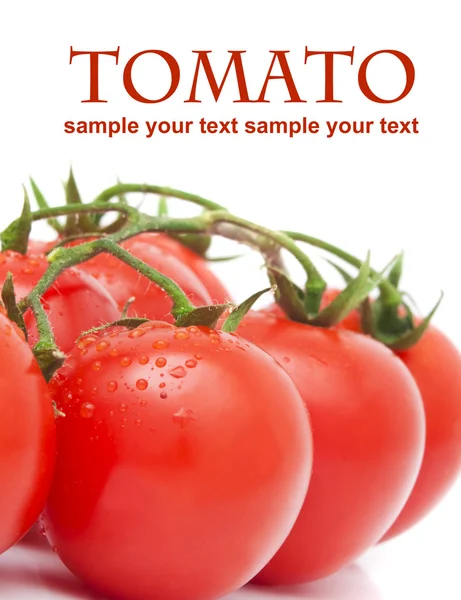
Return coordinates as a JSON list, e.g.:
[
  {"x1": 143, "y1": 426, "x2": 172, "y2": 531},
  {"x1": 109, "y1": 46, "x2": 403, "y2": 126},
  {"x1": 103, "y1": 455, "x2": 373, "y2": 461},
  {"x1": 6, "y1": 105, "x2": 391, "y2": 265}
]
[
  {"x1": 1, "y1": 273, "x2": 28, "y2": 339},
  {"x1": 387, "y1": 252, "x2": 404, "y2": 288},
  {"x1": 78, "y1": 317, "x2": 150, "y2": 340},
  {"x1": 64, "y1": 168, "x2": 95, "y2": 234},
  {"x1": 267, "y1": 265, "x2": 309, "y2": 324},
  {"x1": 175, "y1": 303, "x2": 230, "y2": 329},
  {"x1": 0, "y1": 188, "x2": 32, "y2": 254},
  {"x1": 309, "y1": 253, "x2": 376, "y2": 327},
  {"x1": 30, "y1": 178, "x2": 63, "y2": 233},
  {"x1": 362, "y1": 293, "x2": 442, "y2": 351},
  {"x1": 32, "y1": 342, "x2": 66, "y2": 383},
  {"x1": 325, "y1": 259, "x2": 353, "y2": 284},
  {"x1": 222, "y1": 287, "x2": 273, "y2": 333}
]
